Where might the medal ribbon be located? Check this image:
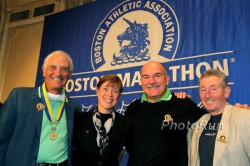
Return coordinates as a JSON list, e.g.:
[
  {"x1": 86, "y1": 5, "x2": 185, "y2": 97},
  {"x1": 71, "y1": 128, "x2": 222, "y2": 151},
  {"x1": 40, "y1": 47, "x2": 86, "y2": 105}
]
[{"x1": 40, "y1": 82, "x2": 65, "y2": 122}]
